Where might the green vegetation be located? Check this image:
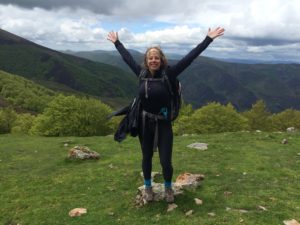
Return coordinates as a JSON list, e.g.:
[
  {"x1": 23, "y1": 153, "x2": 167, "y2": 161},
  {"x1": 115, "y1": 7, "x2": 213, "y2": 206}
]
[
  {"x1": 30, "y1": 94, "x2": 114, "y2": 136},
  {"x1": 1, "y1": 132, "x2": 299, "y2": 225},
  {"x1": 0, "y1": 70, "x2": 56, "y2": 112},
  {"x1": 0, "y1": 41, "x2": 137, "y2": 102}
]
